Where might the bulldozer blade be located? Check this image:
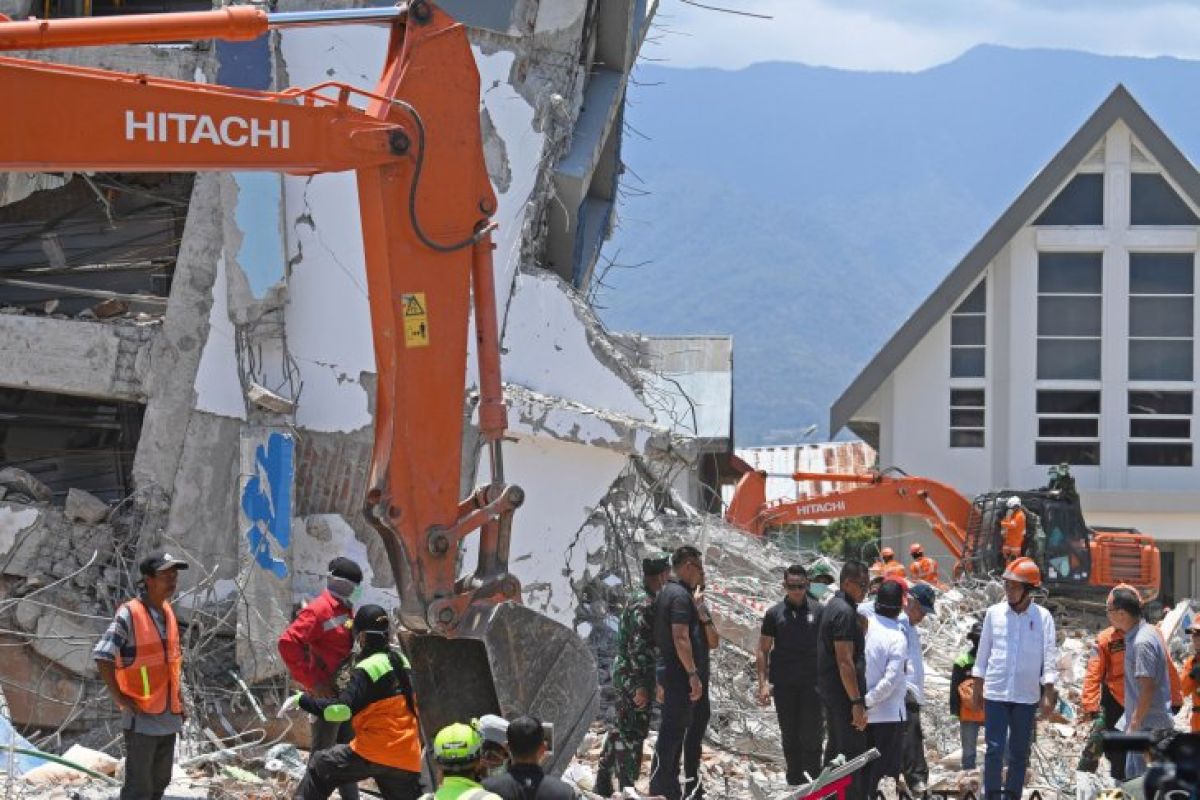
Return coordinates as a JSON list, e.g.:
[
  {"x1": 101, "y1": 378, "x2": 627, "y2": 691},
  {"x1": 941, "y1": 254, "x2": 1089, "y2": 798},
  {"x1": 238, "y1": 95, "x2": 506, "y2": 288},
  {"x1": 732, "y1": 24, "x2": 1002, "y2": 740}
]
[{"x1": 405, "y1": 601, "x2": 598, "y2": 775}]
